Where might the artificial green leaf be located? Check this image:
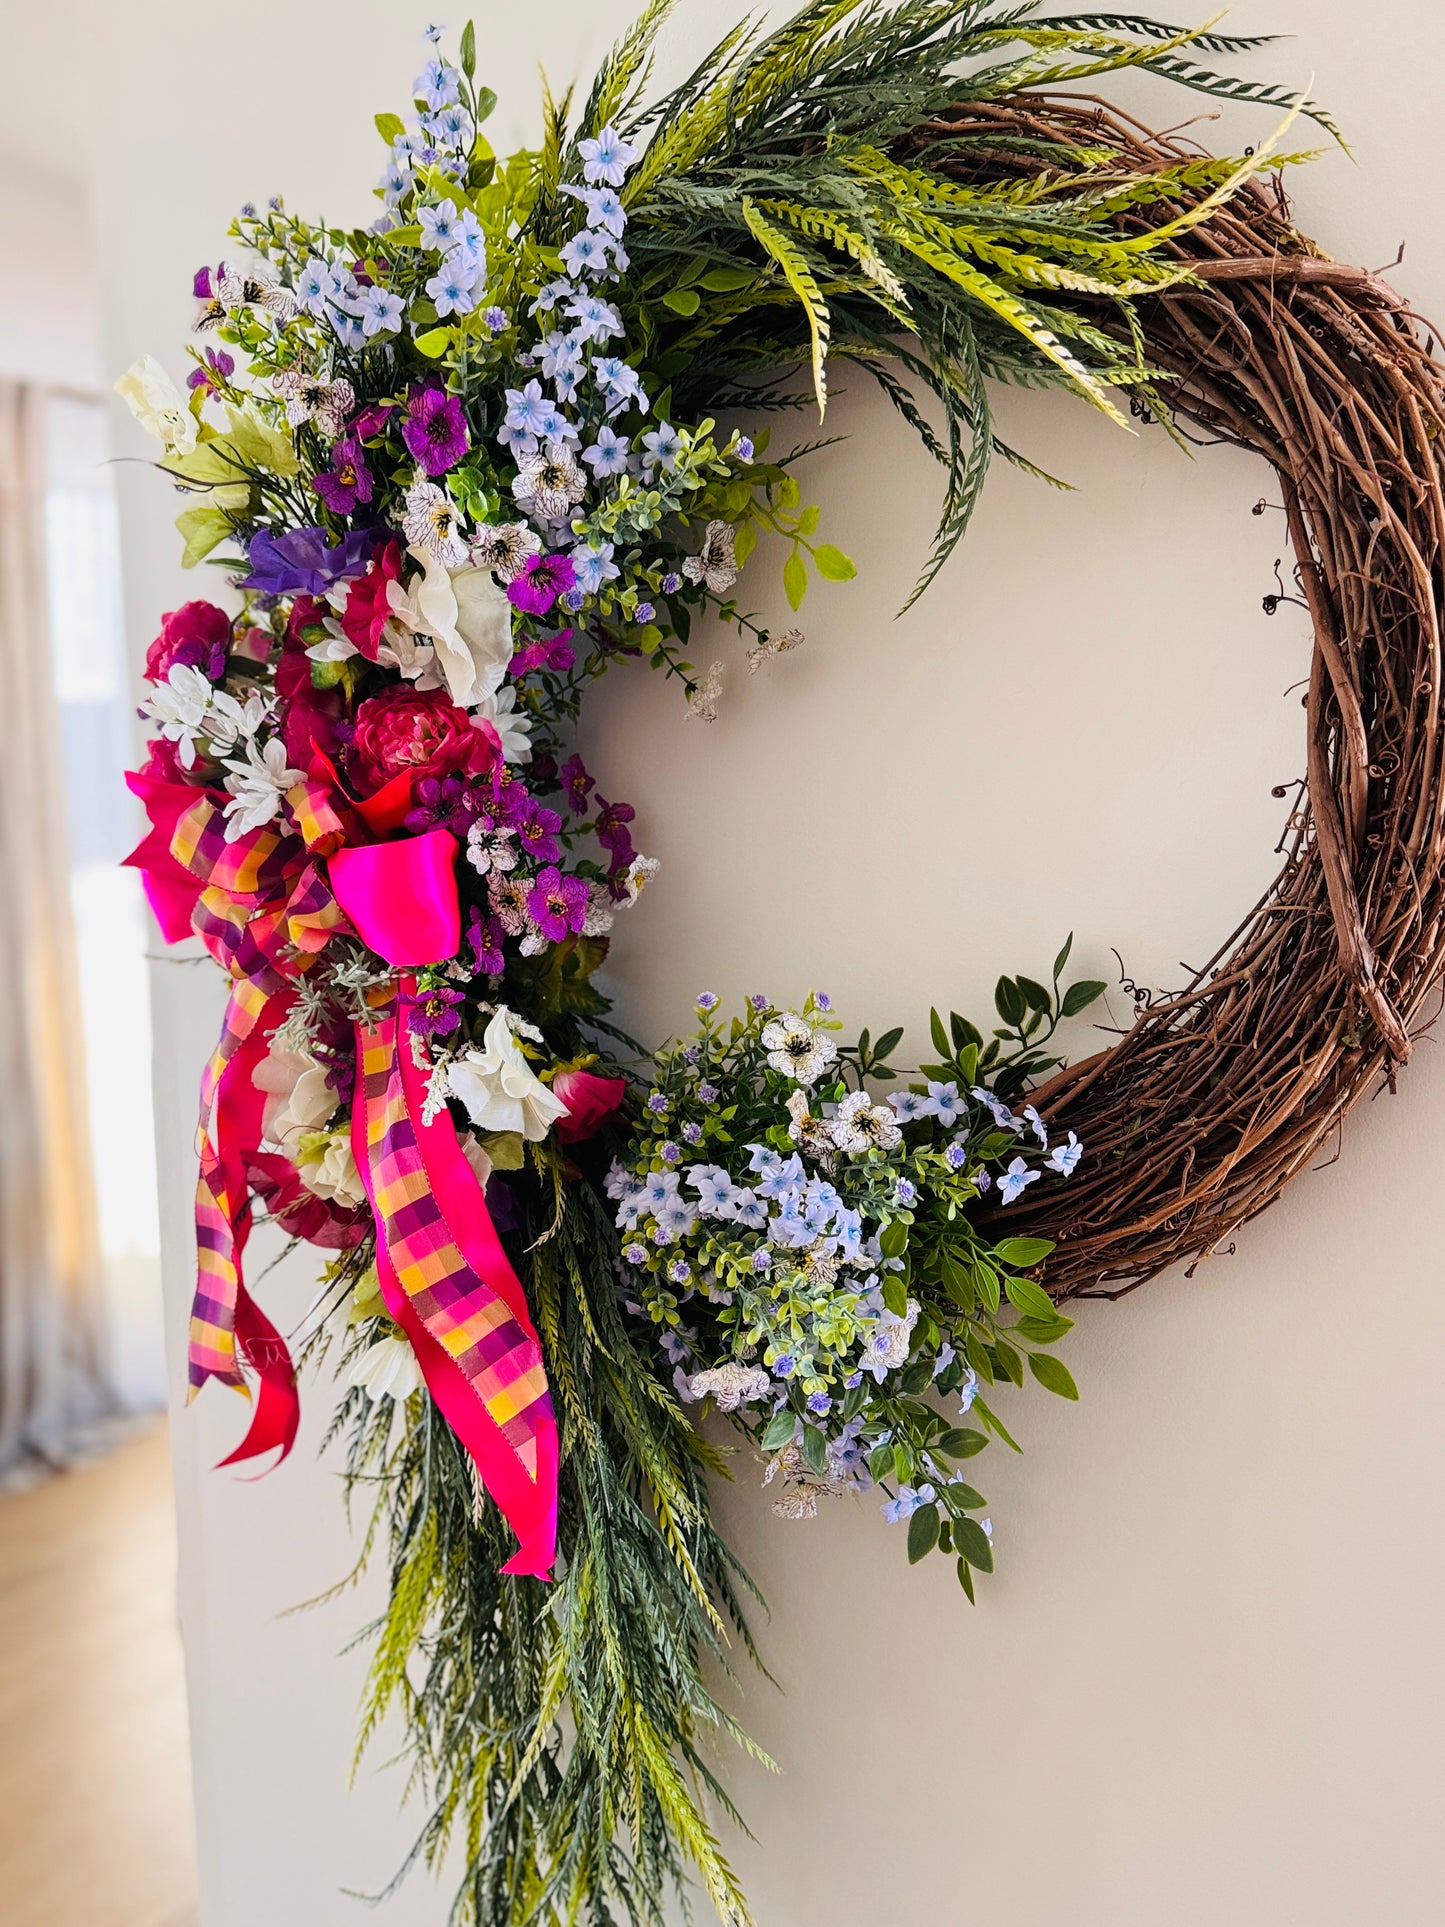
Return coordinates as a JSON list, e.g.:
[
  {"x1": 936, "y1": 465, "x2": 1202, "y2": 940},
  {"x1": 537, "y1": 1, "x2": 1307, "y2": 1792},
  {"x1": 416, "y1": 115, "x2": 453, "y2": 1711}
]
[
  {"x1": 1016, "y1": 975, "x2": 1052, "y2": 1013},
  {"x1": 940, "y1": 1481, "x2": 987, "y2": 1512},
  {"x1": 783, "y1": 548, "x2": 808, "y2": 609},
  {"x1": 907, "y1": 1503, "x2": 940, "y2": 1564},
  {"x1": 699, "y1": 265, "x2": 757, "y2": 291},
  {"x1": 1053, "y1": 932, "x2": 1074, "y2": 979},
  {"x1": 957, "y1": 1557, "x2": 976, "y2": 1603},
  {"x1": 813, "y1": 542, "x2": 856, "y2": 581},
  {"x1": 459, "y1": 20, "x2": 476, "y2": 77},
  {"x1": 375, "y1": 112, "x2": 406, "y2": 146},
  {"x1": 954, "y1": 1517, "x2": 994, "y2": 1572},
  {"x1": 1004, "y1": 1275, "x2": 1058, "y2": 1322},
  {"x1": 992, "y1": 1338, "x2": 1025, "y2": 1387},
  {"x1": 972, "y1": 1264, "x2": 1001, "y2": 1315},
  {"x1": 175, "y1": 504, "x2": 233, "y2": 568},
  {"x1": 801, "y1": 1424, "x2": 828, "y2": 1477},
  {"x1": 881, "y1": 1271, "x2": 909, "y2": 1319},
  {"x1": 662, "y1": 287, "x2": 701, "y2": 315},
  {"x1": 995, "y1": 1237, "x2": 1055, "y2": 1269},
  {"x1": 414, "y1": 327, "x2": 453, "y2": 358},
  {"x1": 899, "y1": 1359, "x2": 932, "y2": 1397},
  {"x1": 937, "y1": 1427, "x2": 988, "y2": 1458},
  {"x1": 1028, "y1": 1352, "x2": 1080, "y2": 1400},
  {"x1": 872, "y1": 1025, "x2": 904, "y2": 1063},
  {"x1": 733, "y1": 521, "x2": 758, "y2": 566},
  {"x1": 1062, "y1": 979, "x2": 1108, "y2": 1016},
  {"x1": 868, "y1": 1442, "x2": 896, "y2": 1483},
  {"x1": 474, "y1": 85, "x2": 497, "y2": 123},
  {"x1": 761, "y1": 1410, "x2": 797, "y2": 1452},
  {"x1": 1015, "y1": 1313, "x2": 1075, "y2": 1345},
  {"x1": 878, "y1": 1221, "x2": 909, "y2": 1260},
  {"x1": 994, "y1": 976, "x2": 1026, "y2": 1025}
]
